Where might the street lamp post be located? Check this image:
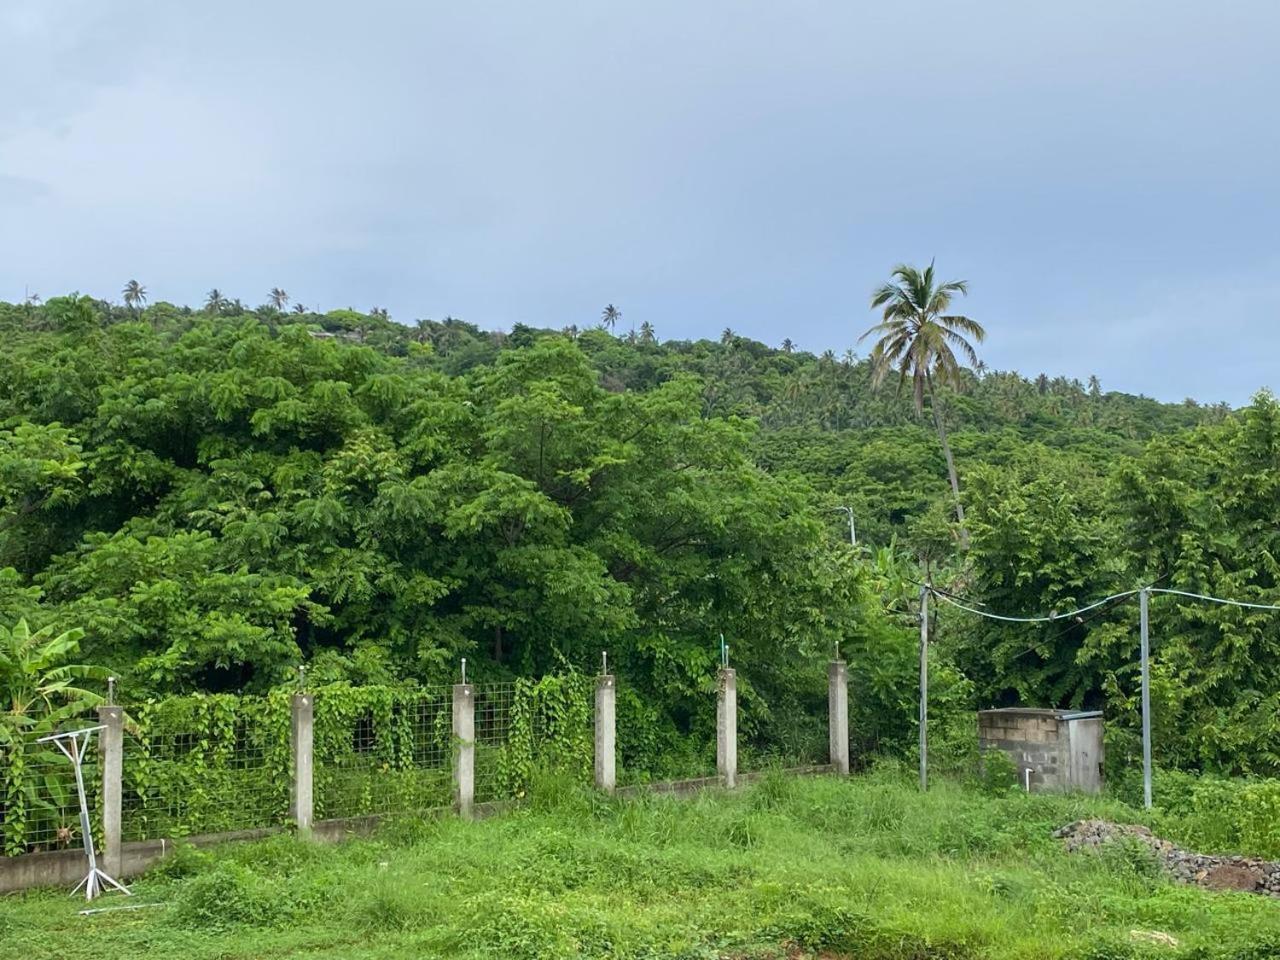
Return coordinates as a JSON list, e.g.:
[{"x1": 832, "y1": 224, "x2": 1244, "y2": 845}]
[{"x1": 833, "y1": 506, "x2": 856, "y2": 547}]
